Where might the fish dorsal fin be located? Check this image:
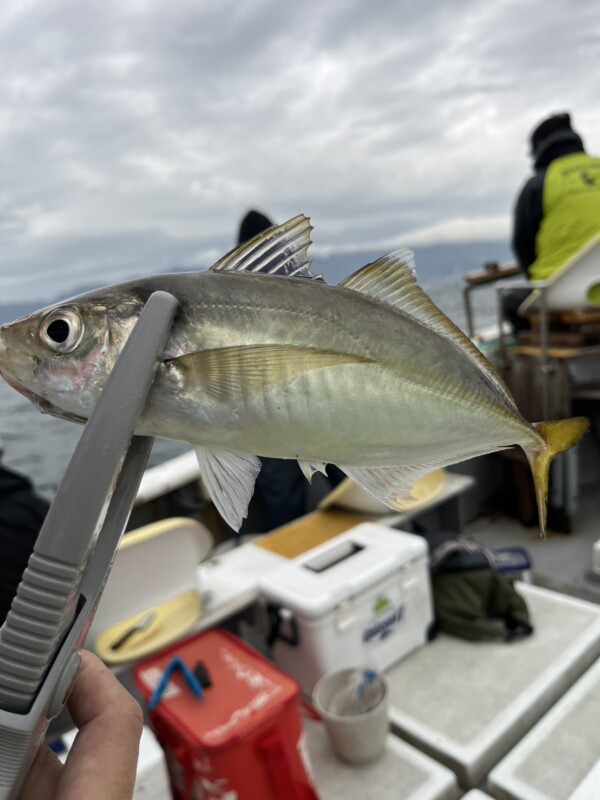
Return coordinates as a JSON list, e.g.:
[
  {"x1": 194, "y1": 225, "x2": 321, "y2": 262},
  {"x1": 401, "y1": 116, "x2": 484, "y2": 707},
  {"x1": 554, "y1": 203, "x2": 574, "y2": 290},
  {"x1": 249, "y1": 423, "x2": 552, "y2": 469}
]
[
  {"x1": 210, "y1": 214, "x2": 323, "y2": 279},
  {"x1": 340, "y1": 252, "x2": 517, "y2": 409}
]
